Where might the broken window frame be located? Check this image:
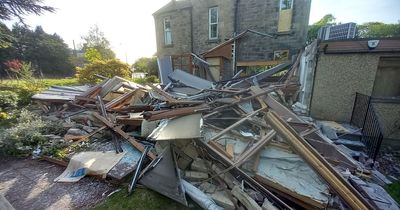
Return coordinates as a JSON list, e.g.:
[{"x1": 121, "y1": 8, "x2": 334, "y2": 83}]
[
  {"x1": 273, "y1": 50, "x2": 290, "y2": 61},
  {"x1": 163, "y1": 17, "x2": 172, "y2": 46},
  {"x1": 279, "y1": 0, "x2": 293, "y2": 11},
  {"x1": 208, "y1": 7, "x2": 219, "y2": 40}
]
